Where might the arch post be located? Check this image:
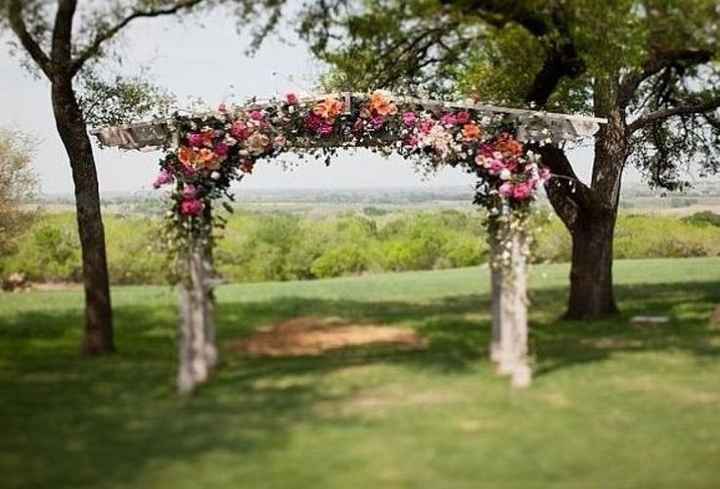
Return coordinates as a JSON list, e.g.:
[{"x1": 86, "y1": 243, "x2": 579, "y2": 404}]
[
  {"x1": 177, "y1": 233, "x2": 218, "y2": 394},
  {"x1": 489, "y1": 210, "x2": 532, "y2": 388}
]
